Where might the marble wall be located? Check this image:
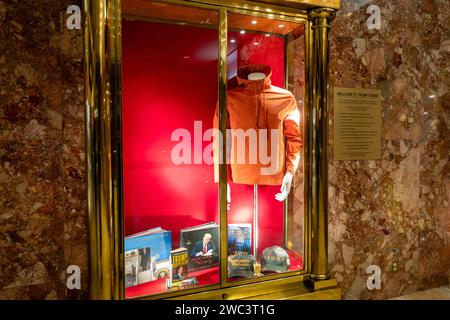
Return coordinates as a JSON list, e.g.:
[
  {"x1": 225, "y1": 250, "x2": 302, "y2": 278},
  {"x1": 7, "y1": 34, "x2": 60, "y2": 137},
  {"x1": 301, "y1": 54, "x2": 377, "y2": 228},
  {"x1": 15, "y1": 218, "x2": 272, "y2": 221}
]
[
  {"x1": 0, "y1": 0, "x2": 87, "y2": 299},
  {"x1": 0, "y1": 0, "x2": 448, "y2": 300},
  {"x1": 328, "y1": 0, "x2": 450, "y2": 299}
]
